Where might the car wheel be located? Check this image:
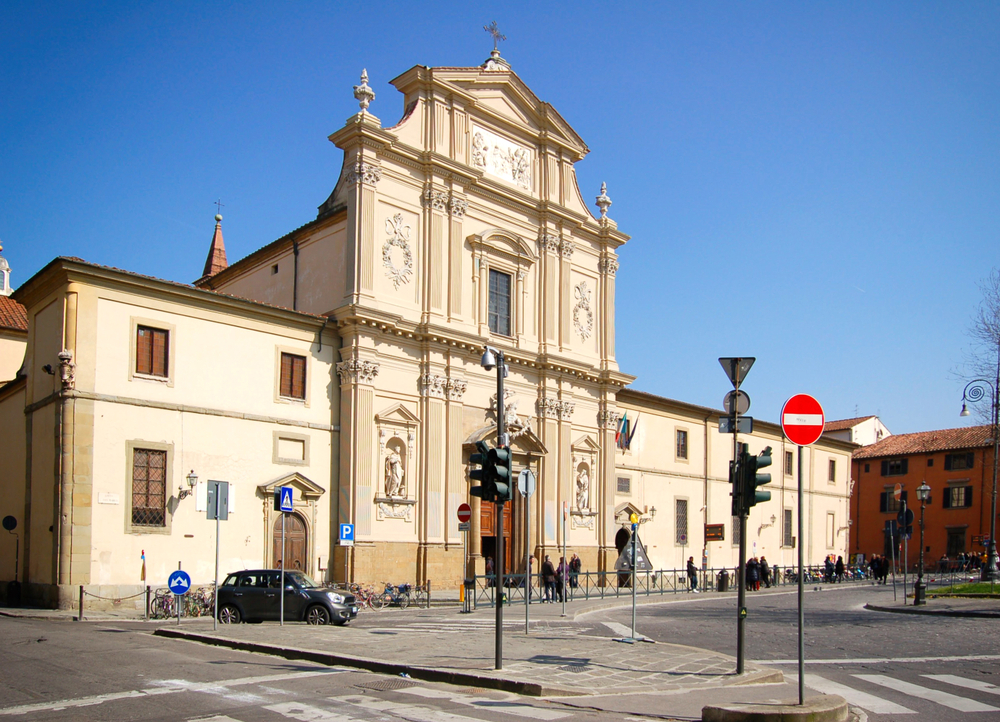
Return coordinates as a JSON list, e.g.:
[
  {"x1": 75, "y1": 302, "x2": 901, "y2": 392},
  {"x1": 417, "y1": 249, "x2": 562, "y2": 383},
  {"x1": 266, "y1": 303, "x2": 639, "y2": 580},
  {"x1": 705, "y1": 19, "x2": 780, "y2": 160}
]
[
  {"x1": 219, "y1": 604, "x2": 241, "y2": 624},
  {"x1": 306, "y1": 605, "x2": 330, "y2": 625}
]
